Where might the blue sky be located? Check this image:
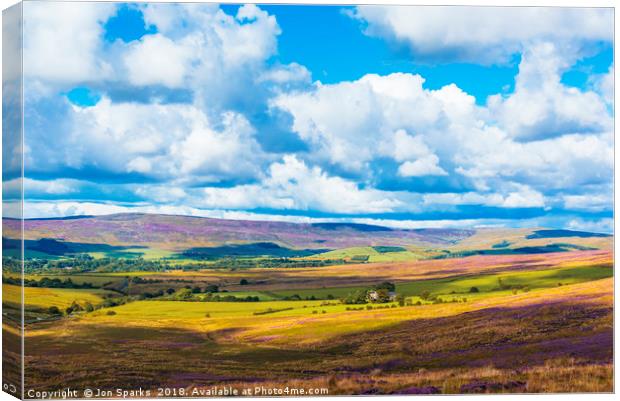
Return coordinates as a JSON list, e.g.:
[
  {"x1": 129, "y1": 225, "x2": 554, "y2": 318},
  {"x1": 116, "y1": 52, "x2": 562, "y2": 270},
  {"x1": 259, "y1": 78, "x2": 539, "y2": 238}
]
[{"x1": 13, "y1": 2, "x2": 614, "y2": 232}]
